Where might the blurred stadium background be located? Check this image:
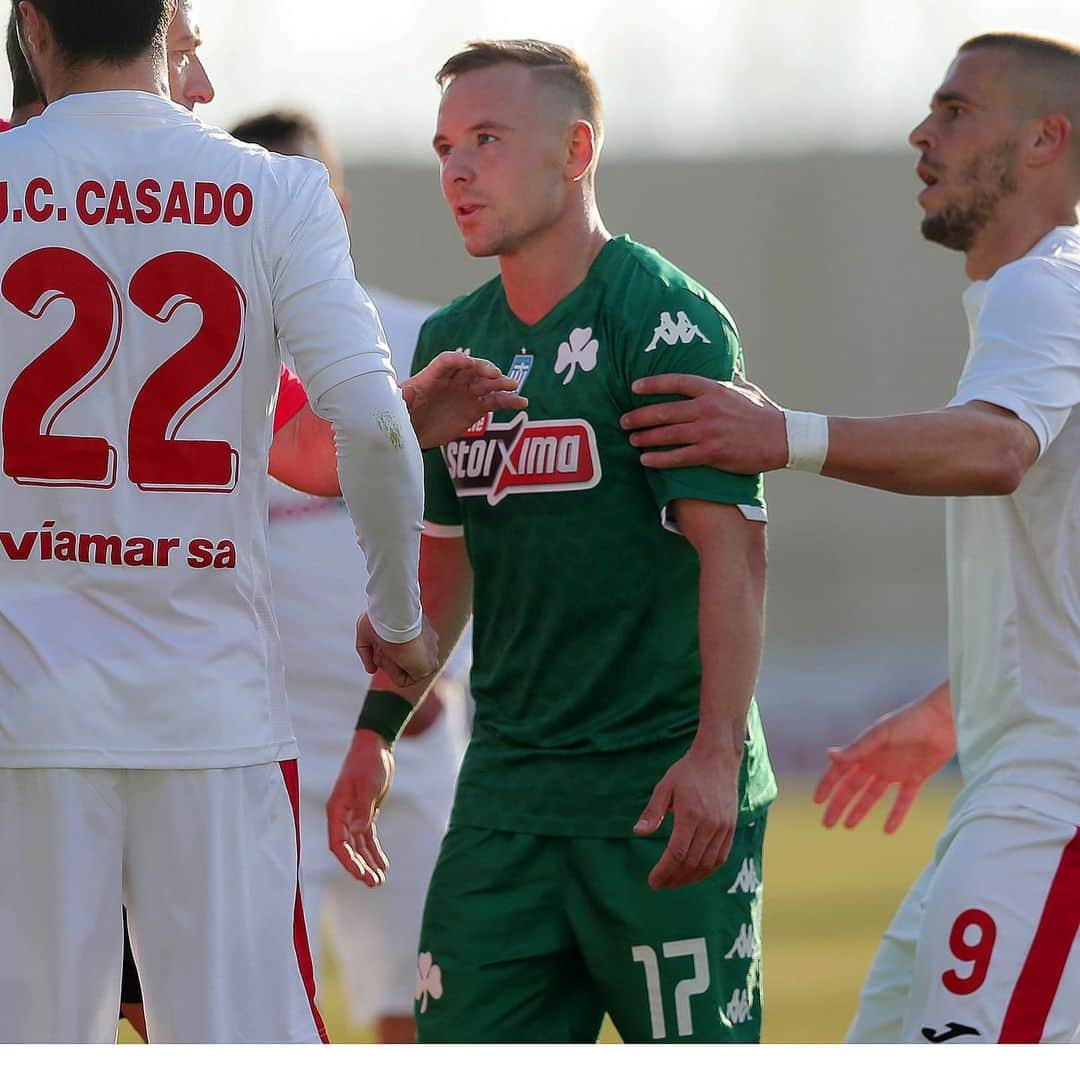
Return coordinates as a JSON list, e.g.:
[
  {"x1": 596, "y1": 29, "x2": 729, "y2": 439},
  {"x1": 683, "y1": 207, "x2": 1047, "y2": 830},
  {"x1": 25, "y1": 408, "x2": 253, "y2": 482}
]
[{"x1": 13, "y1": 0, "x2": 1072, "y2": 1045}]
